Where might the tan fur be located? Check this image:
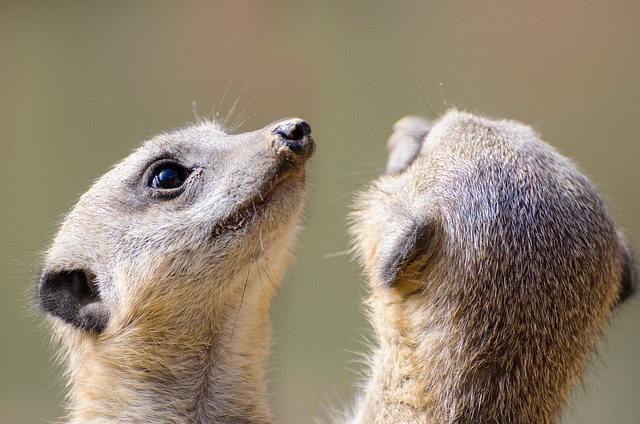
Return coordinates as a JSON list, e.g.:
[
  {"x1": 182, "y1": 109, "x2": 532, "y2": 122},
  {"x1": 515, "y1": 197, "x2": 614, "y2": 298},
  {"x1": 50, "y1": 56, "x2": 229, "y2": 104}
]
[
  {"x1": 38, "y1": 118, "x2": 314, "y2": 423},
  {"x1": 349, "y1": 110, "x2": 635, "y2": 423}
]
